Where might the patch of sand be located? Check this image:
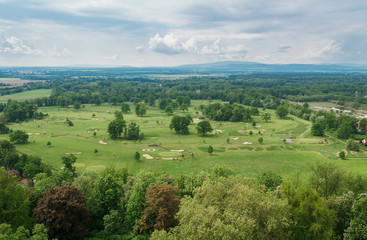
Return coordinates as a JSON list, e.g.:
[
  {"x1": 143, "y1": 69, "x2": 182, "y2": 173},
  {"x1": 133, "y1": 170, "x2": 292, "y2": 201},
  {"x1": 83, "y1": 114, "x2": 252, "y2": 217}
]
[
  {"x1": 161, "y1": 157, "x2": 174, "y2": 160},
  {"x1": 28, "y1": 133, "x2": 40, "y2": 135},
  {"x1": 170, "y1": 149, "x2": 184, "y2": 152},
  {"x1": 143, "y1": 154, "x2": 154, "y2": 159},
  {"x1": 242, "y1": 142, "x2": 253, "y2": 145},
  {"x1": 65, "y1": 152, "x2": 82, "y2": 155},
  {"x1": 336, "y1": 149, "x2": 348, "y2": 157},
  {"x1": 99, "y1": 140, "x2": 107, "y2": 145},
  {"x1": 231, "y1": 137, "x2": 239, "y2": 140},
  {"x1": 142, "y1": 149, "x2": 156, "y2": 152}
]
